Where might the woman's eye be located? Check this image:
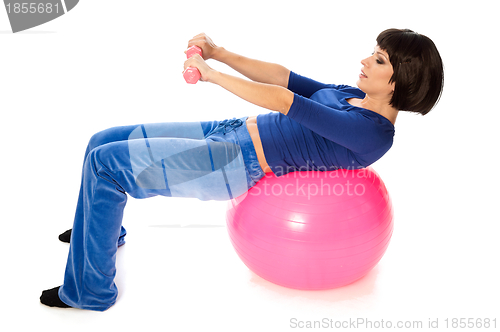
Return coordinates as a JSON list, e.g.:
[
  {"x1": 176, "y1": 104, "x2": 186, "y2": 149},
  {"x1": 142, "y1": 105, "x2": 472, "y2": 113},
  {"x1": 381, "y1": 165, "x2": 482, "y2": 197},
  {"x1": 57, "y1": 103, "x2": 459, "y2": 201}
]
[{"x1": 371, "y1": 52, "x2": 383, "y2": 64}]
